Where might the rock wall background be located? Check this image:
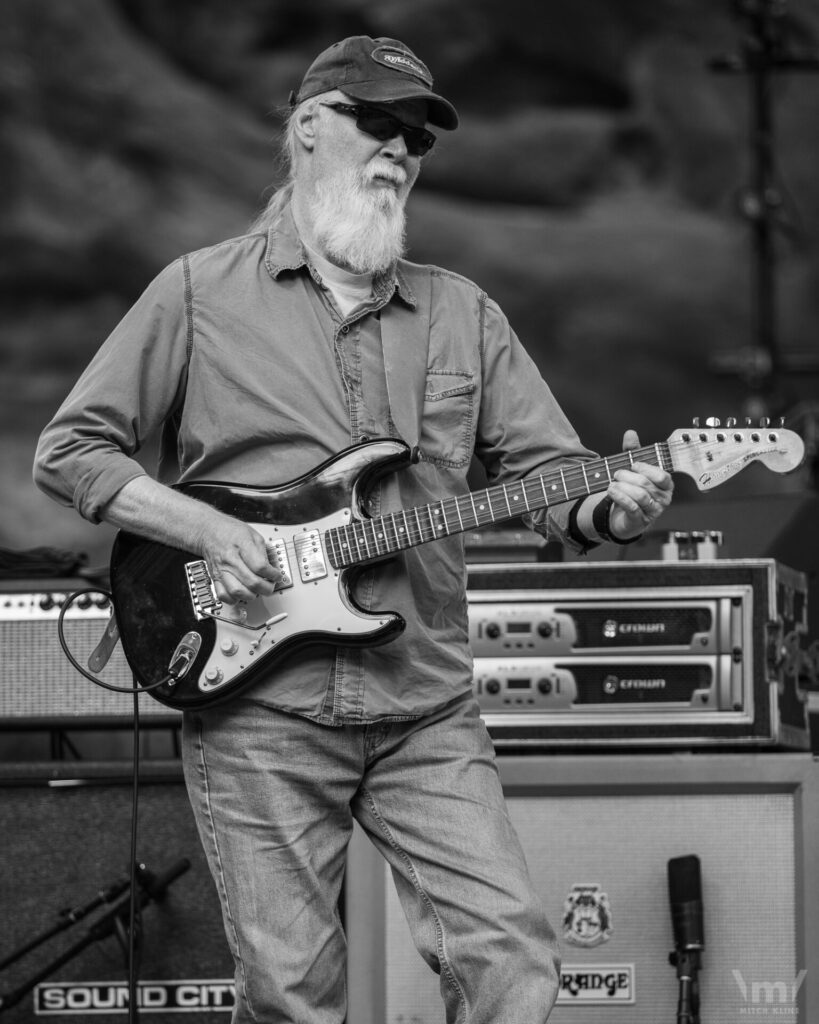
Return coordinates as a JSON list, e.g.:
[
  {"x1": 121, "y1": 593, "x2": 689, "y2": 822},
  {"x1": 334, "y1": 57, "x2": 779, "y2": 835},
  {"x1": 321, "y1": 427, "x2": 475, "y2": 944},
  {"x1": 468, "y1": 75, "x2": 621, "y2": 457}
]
[{"x1": 2, "y1": 0, "x2": 819, "y2": 568}]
